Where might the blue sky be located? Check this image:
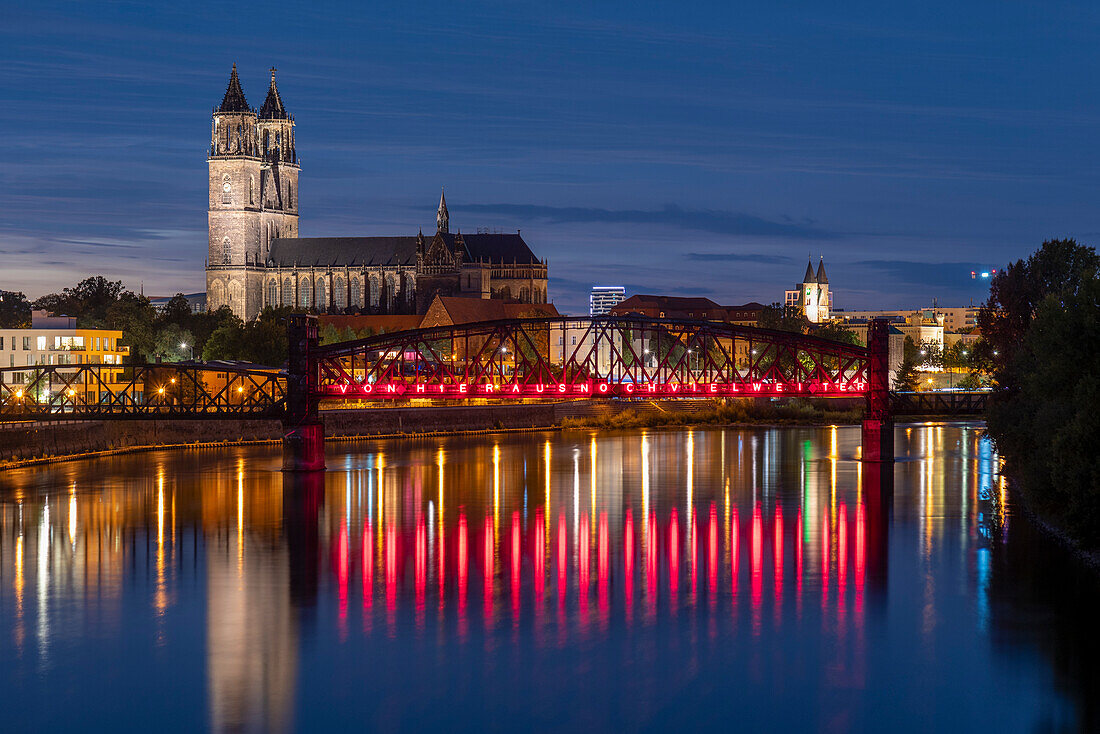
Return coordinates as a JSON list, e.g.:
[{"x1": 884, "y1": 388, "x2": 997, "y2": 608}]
[{"x1": 3, "y1": 1, "x2": 1099, "y2": 314}]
